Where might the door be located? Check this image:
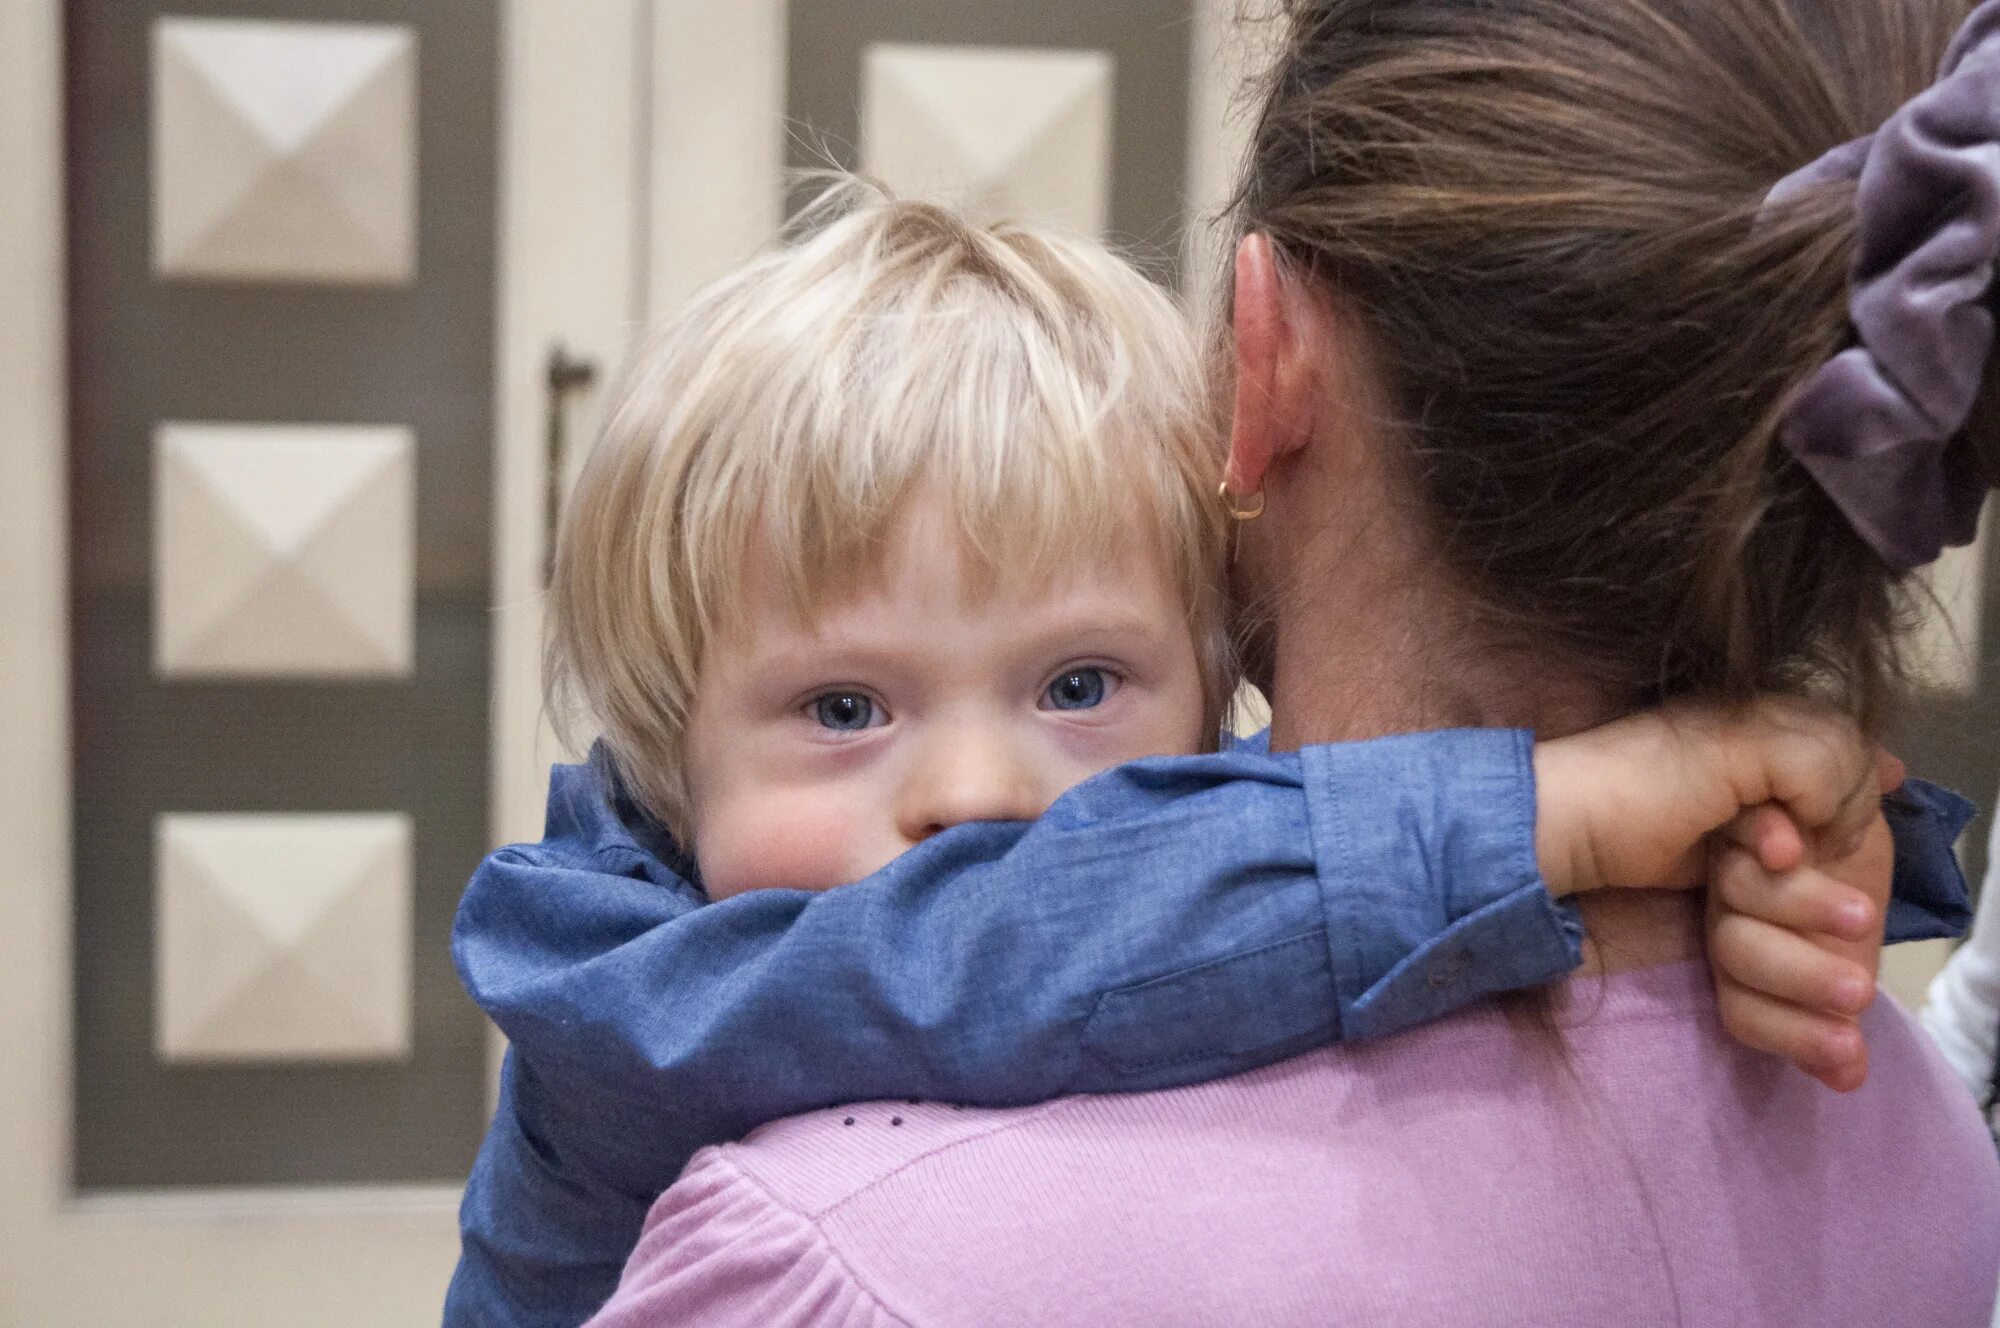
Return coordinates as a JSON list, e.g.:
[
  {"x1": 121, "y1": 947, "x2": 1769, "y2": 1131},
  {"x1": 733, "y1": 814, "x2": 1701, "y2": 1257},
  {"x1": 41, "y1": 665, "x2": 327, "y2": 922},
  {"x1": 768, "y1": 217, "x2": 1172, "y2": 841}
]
[
  {"x1": 2, "y1": 1, "x2": 669, "y2": 1322},
  {"x1": 3, "y1": 1, "x2": 799, "y2": 1320}
]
